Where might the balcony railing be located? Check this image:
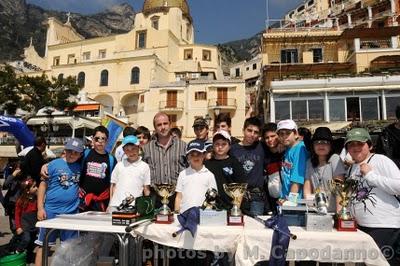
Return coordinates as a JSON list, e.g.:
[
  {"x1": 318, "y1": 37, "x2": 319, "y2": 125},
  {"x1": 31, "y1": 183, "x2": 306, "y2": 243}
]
[
  {"x1": 208, "y1": 98, "x2": 237, "y2": 110},
  {"x1": 360, "y1": 39, "x2": 392, "y2": 50},
  {"x1": 159, "y1": 101, "x2": 184, "y2": 111}
]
